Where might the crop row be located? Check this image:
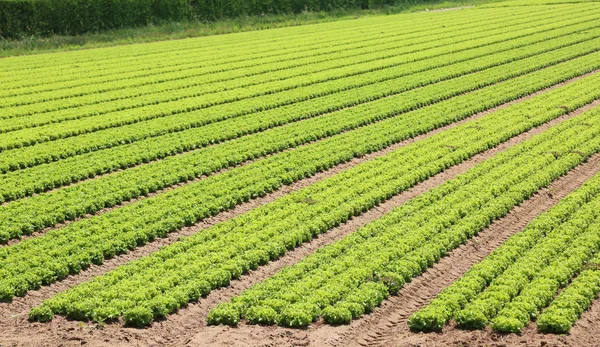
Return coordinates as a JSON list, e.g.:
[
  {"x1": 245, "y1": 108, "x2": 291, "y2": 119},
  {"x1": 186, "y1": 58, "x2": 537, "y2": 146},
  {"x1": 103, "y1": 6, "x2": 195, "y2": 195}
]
[
  {"x1": 8, "y1": 5, "x2": 571, "y2": 75},
  {"x1": 450, "y1": 208, "x2": 599, "y2": 330},
  {"x1": 2, "y1": 8, "x2": 587, "y2": 127},
  {"x1": 3, "y1": 54, "x2": 596, "y2": 270},
  {"x1": 3, "y1": 11, "x2": 595, "y2": 146},
  {"x1": 490, "y1": 222, "x2": 600, "y2": 333},
  {"x1": 536, "y1": 255, "x2": 600, "y2": 333},
  {"x1": 1, "y1": 12, "x2": 587, "y2": 141},
  {"x1": 0, "y1": 9, "x2": 469, "y2": 78},
  {"x1": 0, "y1": 6, "x2": 538, "y2": 90},
  {"x1": 212, "y1": 143, "x2": 584, "y2": 325},
  {"x1": 27, "y1": 75, "x2": 600, "y2": 326},
  {"x1": 1, "y1": 6, "x2": 581, "y2": 112},
  {"x1": 408, "y1": 173, "x2": 600, "y2": 331},
  {"x1": 2, "y1": 33, "x2": 600, "y2": 182},
  {"x1": 0, "y1": 13, "x2": 421, "y2": 80},
  {"x1": 210, "y1": 105, "x2": 600, "y2": 328},
  {"x1": 0, "y1": 6, "x2": 541, "y2": 105},
  {"x1": 1, "y1": 48, "x2": 599, "y2": 245}
]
